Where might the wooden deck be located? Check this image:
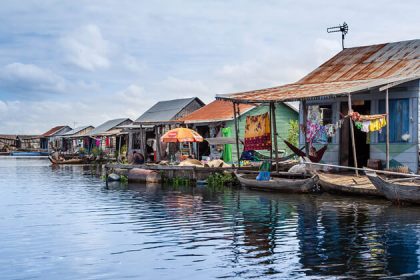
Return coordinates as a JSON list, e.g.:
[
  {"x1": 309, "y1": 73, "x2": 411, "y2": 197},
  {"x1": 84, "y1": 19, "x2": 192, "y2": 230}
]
[
  {"x1": 105, "y1": 163, "x2": 246, "y2": 181},
  {"x1": 318, "y1": 172, "x2": 383, "y2": 197}
]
